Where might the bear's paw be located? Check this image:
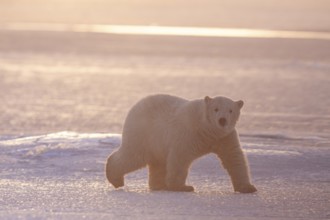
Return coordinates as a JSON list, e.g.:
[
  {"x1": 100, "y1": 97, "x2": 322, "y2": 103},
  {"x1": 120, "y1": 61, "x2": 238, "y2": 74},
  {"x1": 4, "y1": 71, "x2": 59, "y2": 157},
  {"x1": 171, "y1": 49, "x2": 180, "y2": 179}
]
[
  {"x1": 234, "y1": 184, "x2": 257, "y2": 193},
  {"x1": 109, "y1": 176, "x2": 124, "y2": 188}
]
